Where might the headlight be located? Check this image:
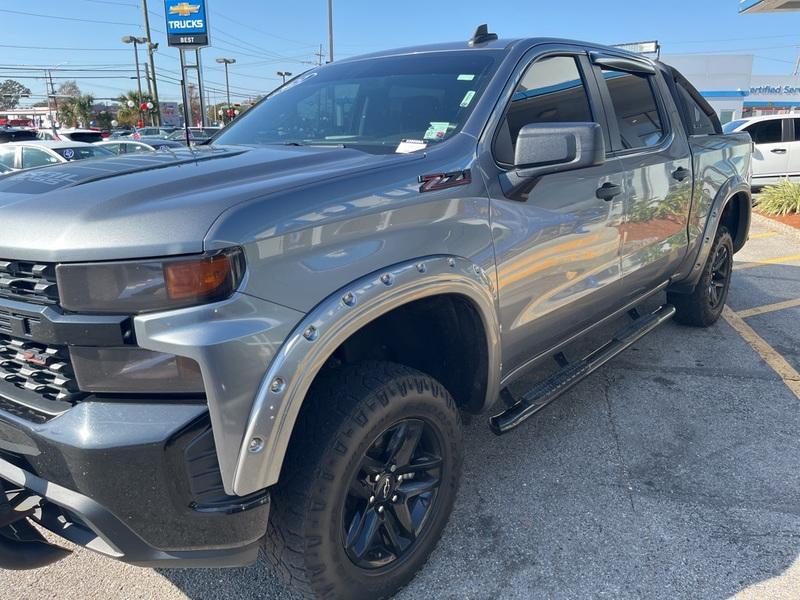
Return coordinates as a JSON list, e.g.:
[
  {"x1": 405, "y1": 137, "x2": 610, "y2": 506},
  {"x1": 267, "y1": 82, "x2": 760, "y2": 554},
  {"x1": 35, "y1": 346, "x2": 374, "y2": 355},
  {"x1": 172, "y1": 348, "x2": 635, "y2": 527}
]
[
  {"x1": 56, "y1": 248, "x2": 245, "y2": 314},
  {"x1": 70, "y1": 347, "x2": 204, "y2": 394}
]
